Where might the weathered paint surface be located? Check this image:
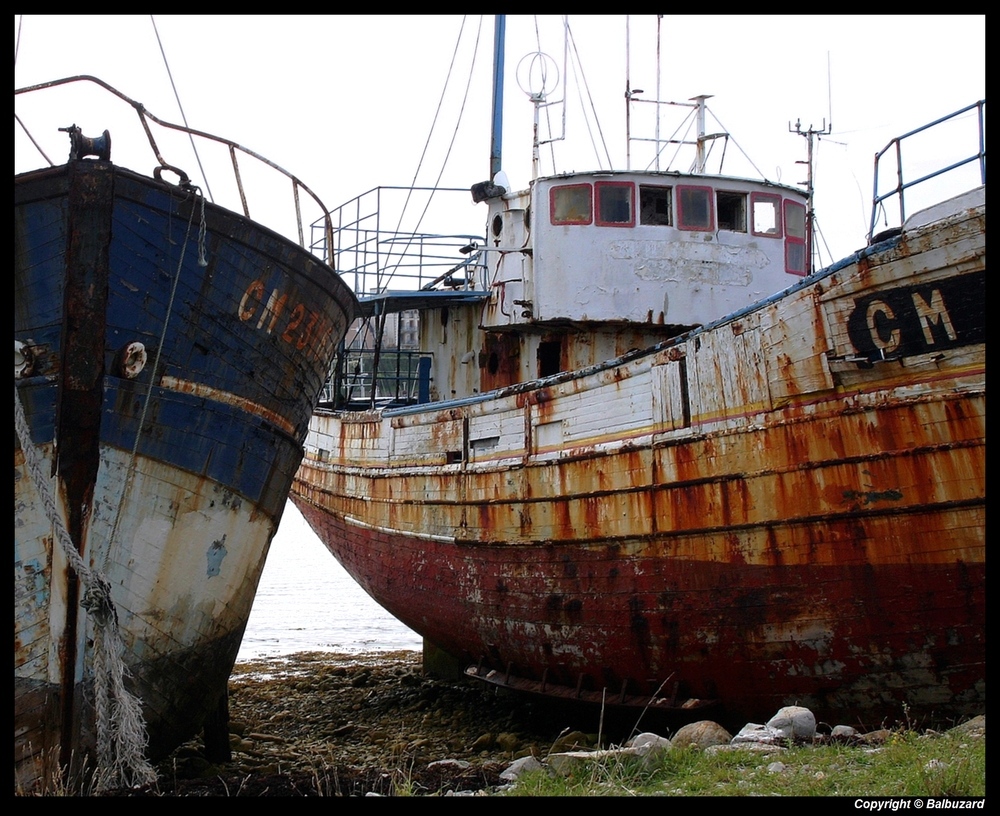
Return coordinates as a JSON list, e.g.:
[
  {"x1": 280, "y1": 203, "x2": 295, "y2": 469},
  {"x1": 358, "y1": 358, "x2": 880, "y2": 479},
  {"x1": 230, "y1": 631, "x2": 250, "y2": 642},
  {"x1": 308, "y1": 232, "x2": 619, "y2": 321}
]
[
  {"x1": 14, "y1": 160, "x2": 357, "y2": 787},
  {"x1": 292, "y1": 190, "x2": 985, "y2": 728}
]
